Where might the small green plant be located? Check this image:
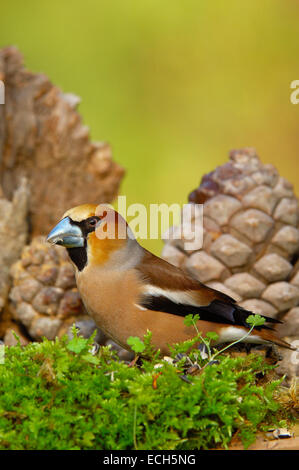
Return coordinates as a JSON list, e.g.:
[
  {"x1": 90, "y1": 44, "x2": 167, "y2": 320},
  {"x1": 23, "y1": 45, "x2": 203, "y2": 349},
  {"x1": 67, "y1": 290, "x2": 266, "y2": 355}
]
[
  {"x1": 0, "y1": 318, "x2": 293, "y2": 450},
  {"x1": 127, "y1": 330, "x2": 160, "y2": 361},
  {"x1": 161, "y1": 313, "x2": 266, "y2": 370}
]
